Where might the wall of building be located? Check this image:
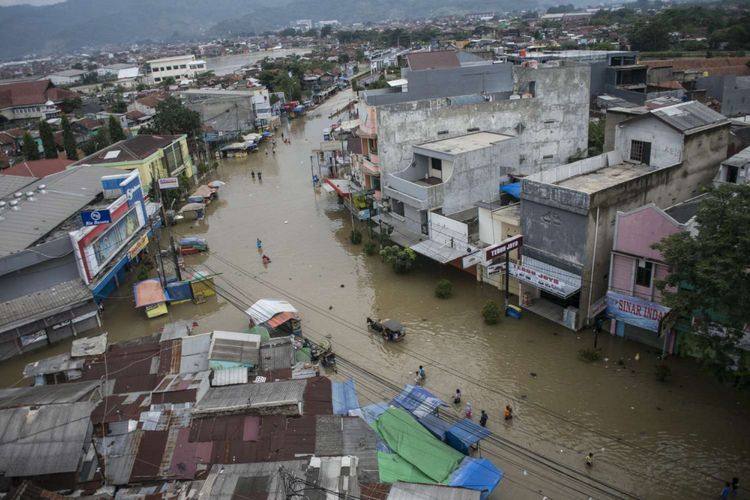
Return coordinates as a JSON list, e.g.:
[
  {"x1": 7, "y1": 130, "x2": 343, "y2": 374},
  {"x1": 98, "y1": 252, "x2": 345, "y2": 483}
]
[
  {"x1": 614, "y1": 117, "x2": 684, "y2": 167},
  {"x1": 184, "y1": 96, "x2": 255, "y2": 134},
  {"x1": 613, "y1": 205, "x2": 682, "y2": 260},
  {"x1": 376, "y1": 62, "x2": 591, "y2": 178},
  {"x1": 698, "y1": 75, "x2": 750, "y2": 118},
  {"x1": 604, "y1": 110, "x2": 640, "y2": 152}
]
